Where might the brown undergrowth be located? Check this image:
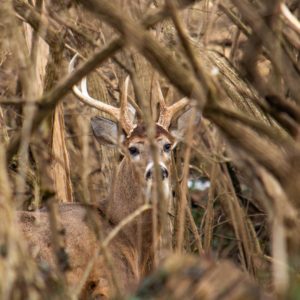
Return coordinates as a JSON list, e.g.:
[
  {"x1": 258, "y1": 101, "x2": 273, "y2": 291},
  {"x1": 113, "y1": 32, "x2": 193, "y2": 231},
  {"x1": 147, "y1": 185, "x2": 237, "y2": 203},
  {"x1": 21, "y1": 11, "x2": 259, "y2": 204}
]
[{"x1": 0, "y1": 0, "x2": 300, "y2": 299}]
